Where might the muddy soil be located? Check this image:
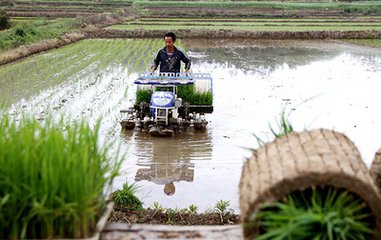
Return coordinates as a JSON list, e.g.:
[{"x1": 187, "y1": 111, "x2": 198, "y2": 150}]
[{"x1": 109, "y1": 205, "x2": 240, "y2": 225}]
